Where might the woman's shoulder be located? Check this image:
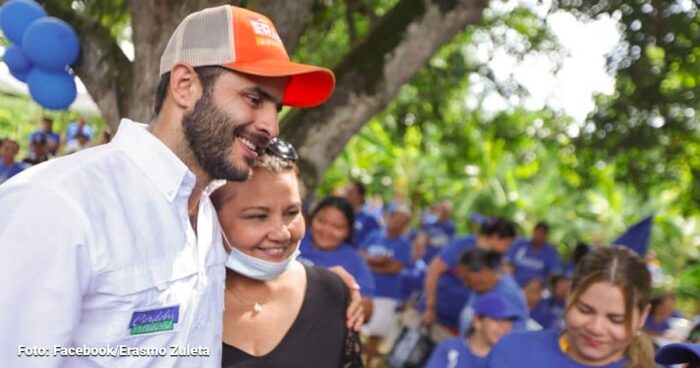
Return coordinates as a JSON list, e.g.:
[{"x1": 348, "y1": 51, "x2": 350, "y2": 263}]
[
  {"x1": 304, "y1": 264, "x2": 349, "y2": 303},
  {"x1": 488, "y1": 329, "x2": 559, "y2": 367}
]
